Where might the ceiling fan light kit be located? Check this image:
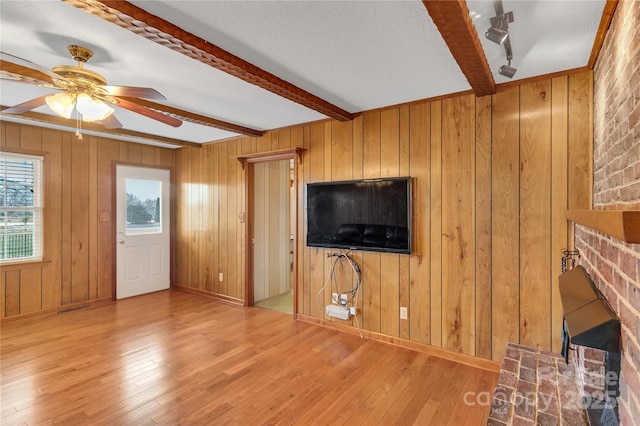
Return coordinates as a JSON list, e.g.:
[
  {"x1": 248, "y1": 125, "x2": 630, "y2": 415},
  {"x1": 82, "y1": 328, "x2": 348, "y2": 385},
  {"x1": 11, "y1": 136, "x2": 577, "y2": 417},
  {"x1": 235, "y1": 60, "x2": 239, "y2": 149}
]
[
  {"x1": 75, "y1": 93, "x2": 114, "y2": 122},
  {"x1": 45, "y1": 92, "x2": 76, "y2": 119},
  {"x1": 45, "y1": 90, "x2": 115, "y2": 122},
  {"x1": 486, "y1": 0, "x2": 517, "y2": 79}
]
